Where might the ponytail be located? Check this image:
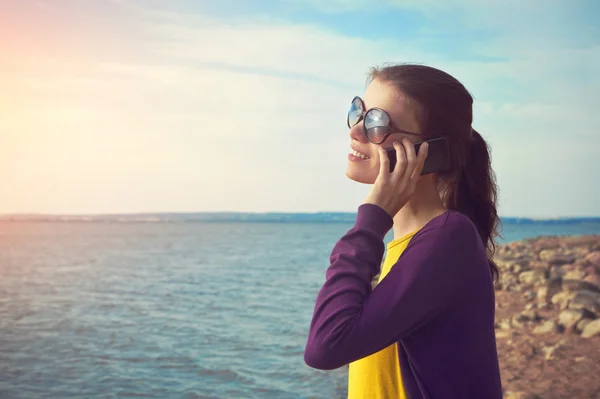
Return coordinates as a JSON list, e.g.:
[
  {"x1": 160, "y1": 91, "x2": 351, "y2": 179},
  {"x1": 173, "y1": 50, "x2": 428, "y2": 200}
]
[
  {"x1": 447, "y1": 129, "x2": 500, "y2": 281},
  {"x1": 367, "y1": 63, "x2": 501, "y2": 280}
]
